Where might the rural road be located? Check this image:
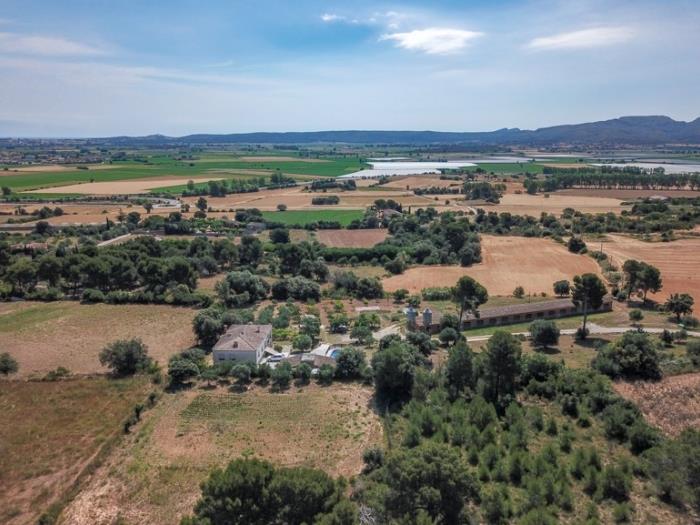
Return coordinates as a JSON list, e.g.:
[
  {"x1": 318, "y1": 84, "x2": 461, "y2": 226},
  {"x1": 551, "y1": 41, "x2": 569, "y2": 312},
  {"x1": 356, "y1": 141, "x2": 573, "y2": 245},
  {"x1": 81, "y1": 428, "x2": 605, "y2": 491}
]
[
  {"x1": 97, "y1": 233, "x2": 133, "y2": 247},
  {"x1": 465, "y1": 323, "x2": 700, "y2": 343}
]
